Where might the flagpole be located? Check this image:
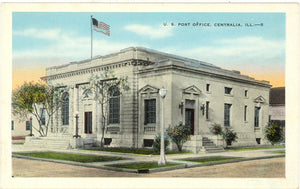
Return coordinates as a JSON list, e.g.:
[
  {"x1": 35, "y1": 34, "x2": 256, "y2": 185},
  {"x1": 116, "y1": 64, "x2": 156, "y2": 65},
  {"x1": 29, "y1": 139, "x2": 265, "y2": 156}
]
[{"x1": 91, "y1": 15, "x2": 93, "y2": 60}]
